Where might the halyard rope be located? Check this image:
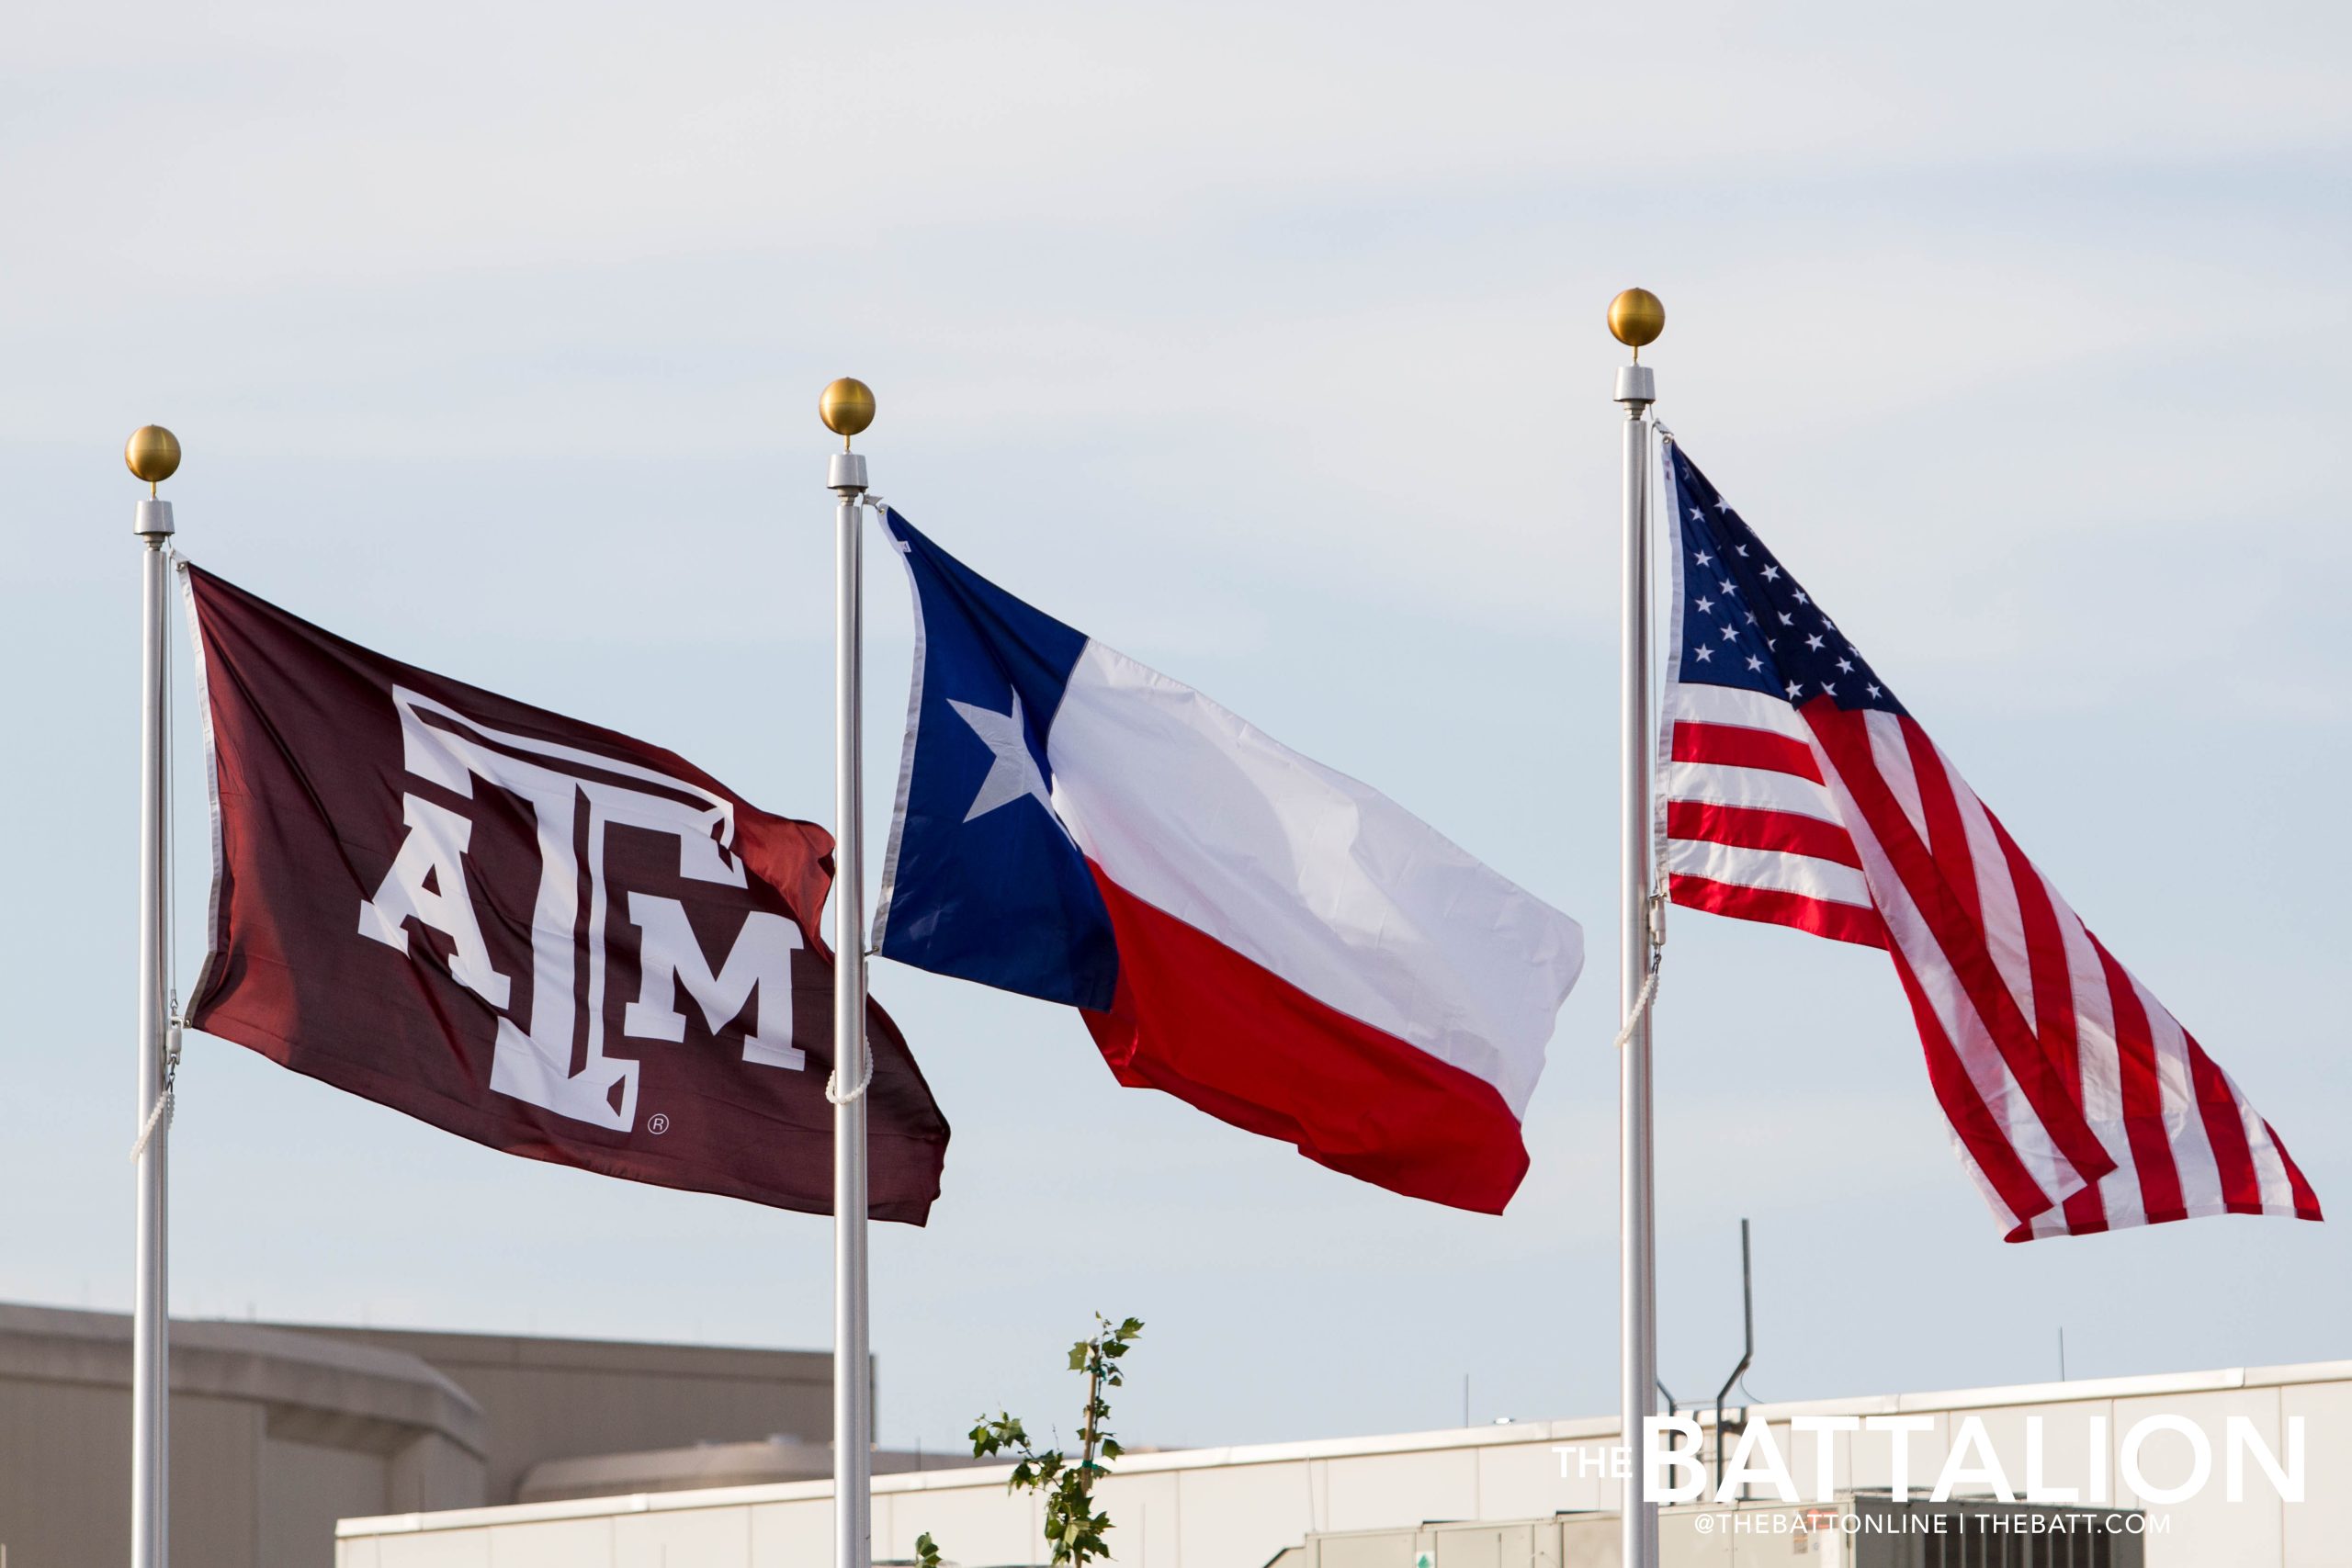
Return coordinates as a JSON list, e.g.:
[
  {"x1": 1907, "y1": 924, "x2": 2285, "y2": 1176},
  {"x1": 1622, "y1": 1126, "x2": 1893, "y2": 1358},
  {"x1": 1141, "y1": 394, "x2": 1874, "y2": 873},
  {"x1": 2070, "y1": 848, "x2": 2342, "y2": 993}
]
[
  {"x1": 1612, "y1": 965, "x2": 1659, "y2": 1053},
  {"x1": 129, "y1": 1012, "x2": 181, "y2": 1162},
  {"x1": 826, "y1": 1033, "x2": 875, "y2": 1104}
]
